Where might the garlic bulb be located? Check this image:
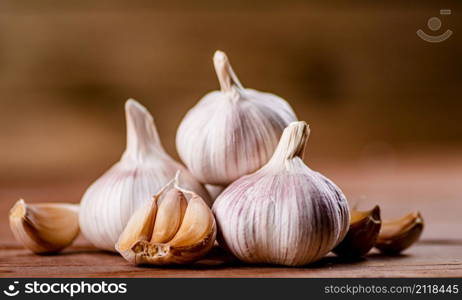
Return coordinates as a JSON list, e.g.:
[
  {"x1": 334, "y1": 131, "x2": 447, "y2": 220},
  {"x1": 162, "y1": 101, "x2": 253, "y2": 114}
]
[
  {"x1": 80, "y1": 99, "x2": 210, "y2": 251},
  {"x1": 213, "y1": 121, "x2": 350, "y2": 266},
  {"x1": 176, "y1": 50, "x2": 297, "y2": 186}
]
